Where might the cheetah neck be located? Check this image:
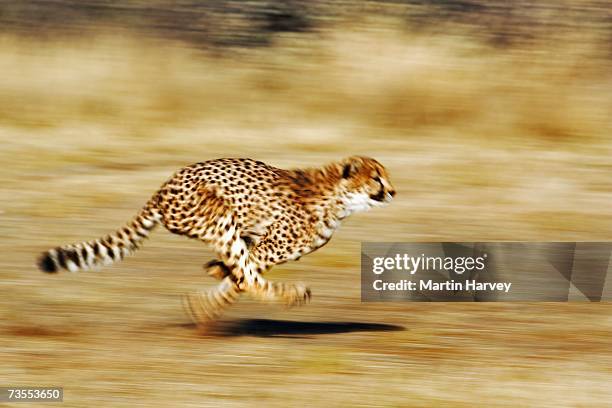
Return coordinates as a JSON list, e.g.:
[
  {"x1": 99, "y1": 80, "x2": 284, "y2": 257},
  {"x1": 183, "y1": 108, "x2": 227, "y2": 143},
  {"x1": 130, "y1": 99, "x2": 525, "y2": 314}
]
[
  {"x1": 310, "y1": 188, "x2": 369, "y2": 225},
  {"x1": 339, "y1": 192, "x2": 373, "y2": 217},
  {"x1": 288, "y1": 164, "x2": 371, "y2": 221}
]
